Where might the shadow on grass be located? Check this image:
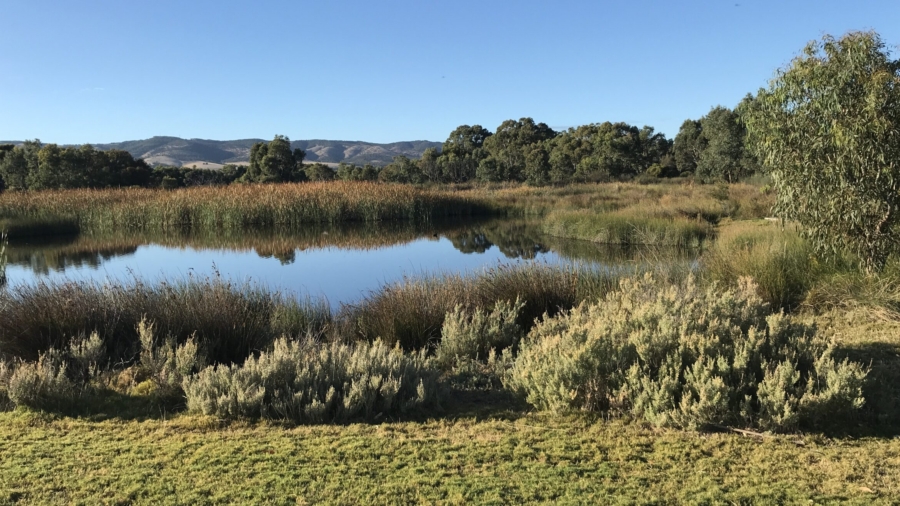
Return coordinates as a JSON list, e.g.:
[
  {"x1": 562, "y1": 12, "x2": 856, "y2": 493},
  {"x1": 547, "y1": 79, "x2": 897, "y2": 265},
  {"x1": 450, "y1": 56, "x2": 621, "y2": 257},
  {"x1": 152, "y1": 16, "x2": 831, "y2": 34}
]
[{"x1": 831, "y1": 341, "x2": 900, "y2": 438}]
